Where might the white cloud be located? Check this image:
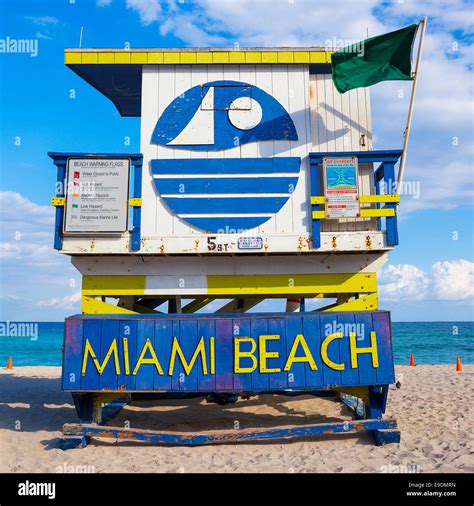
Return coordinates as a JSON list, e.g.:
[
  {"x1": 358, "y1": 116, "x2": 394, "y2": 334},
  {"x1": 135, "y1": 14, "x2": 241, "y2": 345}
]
[
  {"x1": 37, "y1": 291, "x2": 82, "y2": 310},
  {"x1": 0, "y1": 192, "x2": 80, "y2": 320},
  {"x1": 25, "y1": 16, "x2": 59, "y2": 26},
  {"x1": 432, "y1": 259, "x2": 474, "y2": 300},
  {"x1": 97, "y1": 0, "x2": 113, "y2": 6},
  {"x1": 126, "y1": 0, "x2": 161, "y2": 25},
  {"x1": 379, "y1": 260, "x2": 474, "y2": 302},
  {"x1": 123, "y1": 0, "x2": 473, "y2": 215},
  {"x1": 379, "y1": 263, "x2": 430, "y2": 301}
]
